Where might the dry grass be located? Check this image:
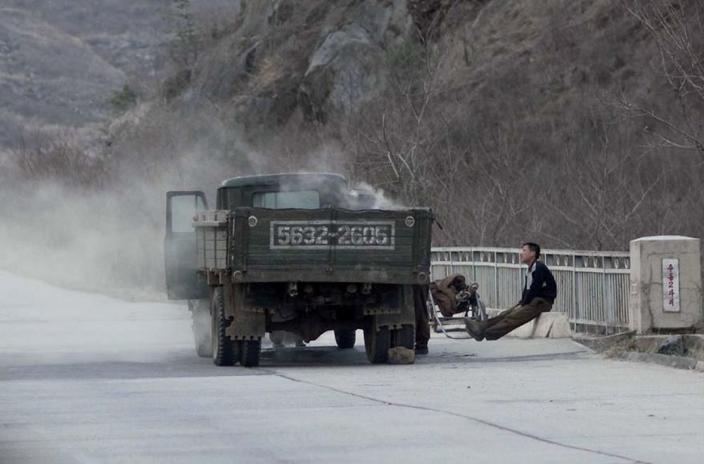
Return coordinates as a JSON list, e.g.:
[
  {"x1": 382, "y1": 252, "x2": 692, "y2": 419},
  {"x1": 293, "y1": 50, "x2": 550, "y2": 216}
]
[{"x1": 10, "y1": 130, "x2": 108, "y2": 189}]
